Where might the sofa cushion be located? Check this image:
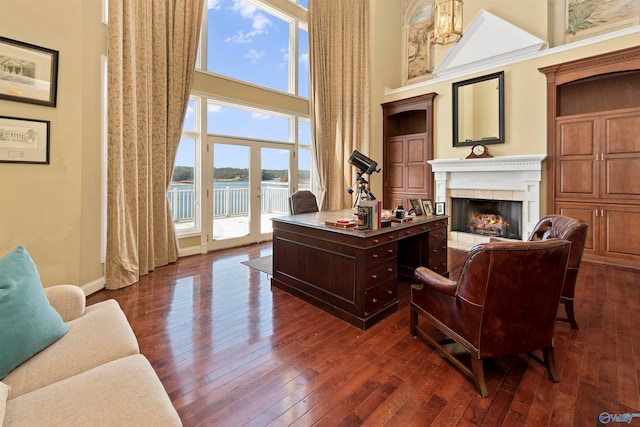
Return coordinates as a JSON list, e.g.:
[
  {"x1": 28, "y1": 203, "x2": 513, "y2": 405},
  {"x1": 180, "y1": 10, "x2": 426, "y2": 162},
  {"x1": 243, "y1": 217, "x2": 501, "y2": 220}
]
[
  {"x1": 0, "y1": 246, "x2": 69, "y2": 379},
  {"x1": 4, "y1": 354, "x2": 182, "y2": 426},
  {"x1": 0, "y1": 381, "x2": 9, "y2": 425},
  {"x1": 2, "y1": 299, "x2": 140, "y2": 398}
]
